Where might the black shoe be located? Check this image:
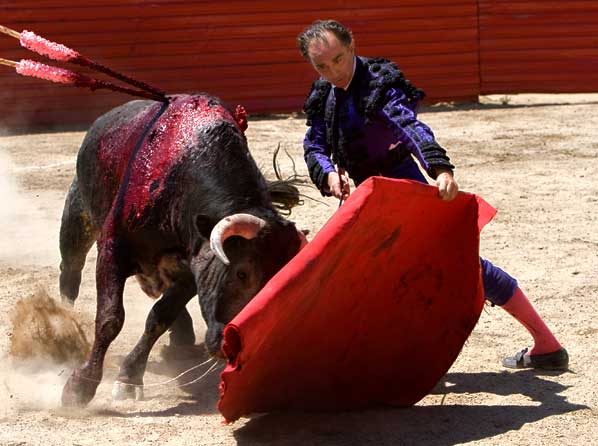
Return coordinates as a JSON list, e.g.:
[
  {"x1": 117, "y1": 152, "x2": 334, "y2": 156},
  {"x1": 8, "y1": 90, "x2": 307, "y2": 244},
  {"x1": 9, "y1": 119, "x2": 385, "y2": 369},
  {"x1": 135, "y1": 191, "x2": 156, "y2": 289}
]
[{"x1": 502, "y1": 347, "x2": 569, "y2": 370}]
